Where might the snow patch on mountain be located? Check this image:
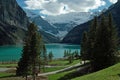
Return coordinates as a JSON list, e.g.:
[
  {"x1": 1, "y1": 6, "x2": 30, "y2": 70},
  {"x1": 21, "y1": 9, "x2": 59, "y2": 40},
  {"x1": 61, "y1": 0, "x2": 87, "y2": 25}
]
[{"x1": 44, "y1": 12, "x2": 92, "y2": 25}]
